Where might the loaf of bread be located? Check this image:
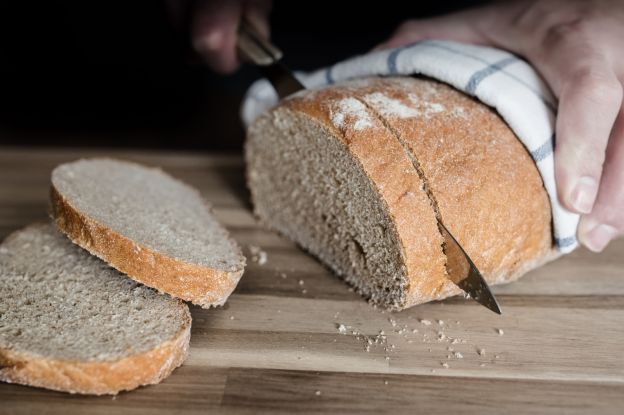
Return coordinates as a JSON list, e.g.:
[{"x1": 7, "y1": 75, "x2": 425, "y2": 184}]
[
  {"x1": 246, "y1": 76, "x2": 556, "y2": 310},
  {"x1": 0, "y1": 223, "x2": 191, "y2": 395},
  {"x1": 51, "y1": 158, "x2": 246, "y2": 308}
]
